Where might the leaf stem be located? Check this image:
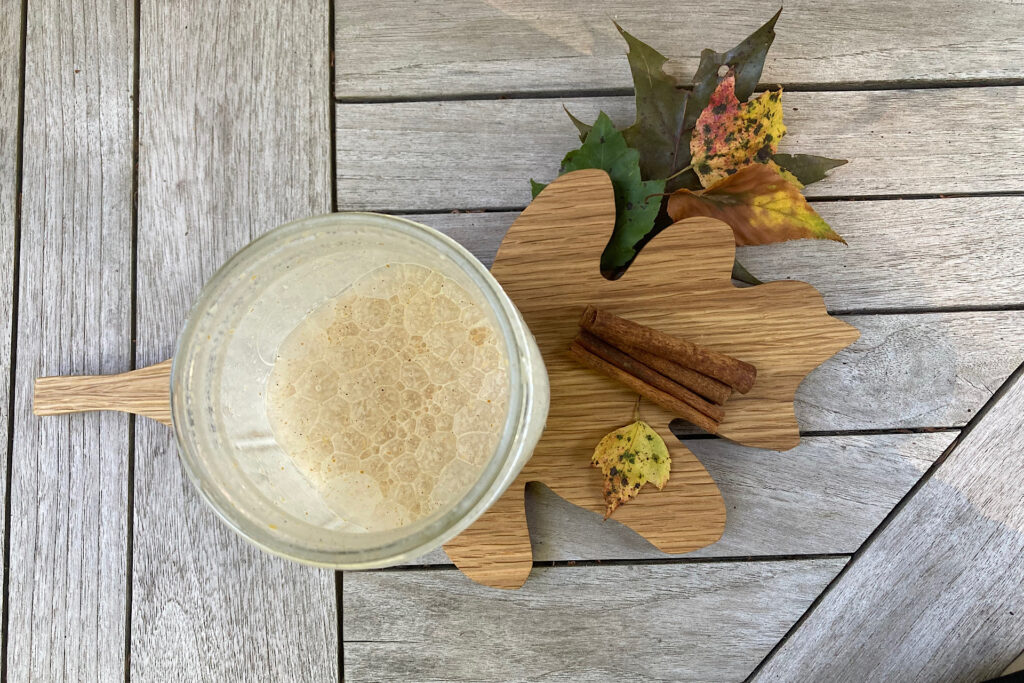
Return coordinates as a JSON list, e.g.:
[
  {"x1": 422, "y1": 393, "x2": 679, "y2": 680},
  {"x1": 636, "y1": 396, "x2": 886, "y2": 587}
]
[
  {"x1": 664, "y1": 164, "x2": 694, "y2": 182},
  {"x1": 632, "y1": 395, "x2": 641, "y2": 422}
]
